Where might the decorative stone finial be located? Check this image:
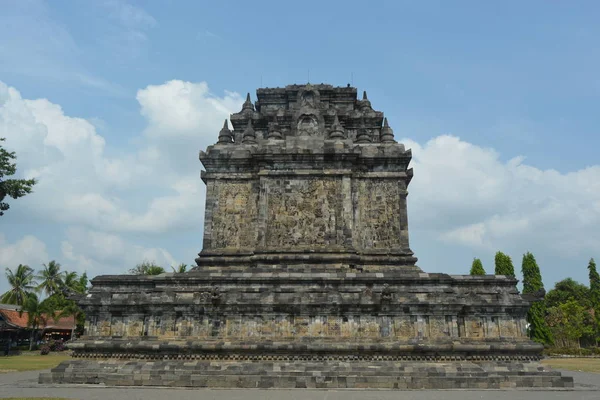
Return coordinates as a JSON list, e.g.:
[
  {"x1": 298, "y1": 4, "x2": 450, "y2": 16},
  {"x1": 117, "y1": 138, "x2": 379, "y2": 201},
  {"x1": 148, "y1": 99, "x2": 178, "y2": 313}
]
[
  {"x1": 360, "y1": 90, "x2": 372, "y2": 110},
  {"x1": 328, "y1": 114, "x2": 346, "y2": 140},
  {"x1": 355, "y1": 119, "x2": 372, "y2": 143},
  {"x1": 380, "y1": 117, "x2": 396, "y2": 143},
  {"x1": 267, "y1": 121, "x2": 283, "y2": 140},
  {"x1": 242, "y1": 93, "x2": 254, "y2": 111},
  {"x1": 217, "y1": 119, "x2": 233, "y2": 144},
  {"x1": 242, "y1": 120, "x2": 257, "y2": 144}
]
